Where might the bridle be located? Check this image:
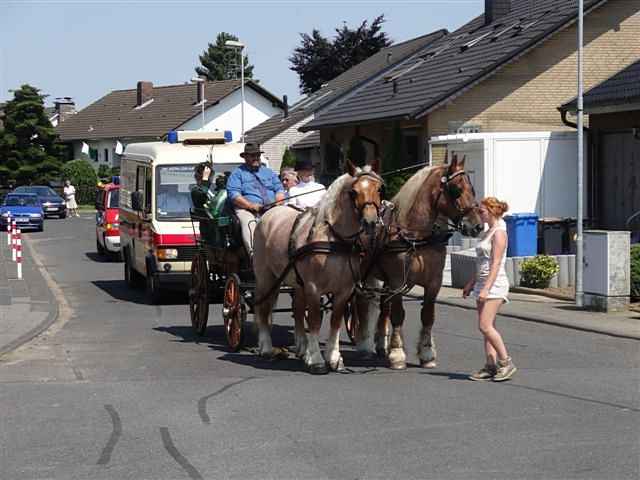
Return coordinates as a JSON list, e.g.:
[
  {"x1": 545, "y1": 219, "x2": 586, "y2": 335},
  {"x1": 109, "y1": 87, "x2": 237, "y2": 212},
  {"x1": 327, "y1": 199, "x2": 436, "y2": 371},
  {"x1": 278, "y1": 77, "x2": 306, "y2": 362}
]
[
  {"x1": 348, "y1": 170, "x2": 385, "y2": 219},
  {"x1": 434, "y1": 168, "x2": 476, "y2": 230}
]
